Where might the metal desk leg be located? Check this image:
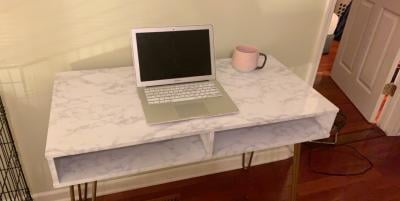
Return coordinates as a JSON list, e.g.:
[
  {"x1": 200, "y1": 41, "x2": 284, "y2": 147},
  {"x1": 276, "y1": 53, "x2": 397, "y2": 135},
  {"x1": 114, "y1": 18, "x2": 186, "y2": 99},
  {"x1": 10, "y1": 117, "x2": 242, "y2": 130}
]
[
  {"x1": 242, "y1": 151, "x2": 254, "y2": 170},
  {"x1": 70, "y1": 186, "x2": 75, "y2": 201},
  {"x1": 92, "y1": 181, "x2": 97, "y2": 201},
  {"x1": 291, "y1": 143, "x2": 301, "y2": 201},
  {"x1": 78, "y1": 184, "x2": 82, "y2": 201},
  {"x1": 69, "y1": 181, "x2": 97, "y2": 201},
  {"x1": 84, "y1": 183, "x2": 88, "y2": 201}
]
